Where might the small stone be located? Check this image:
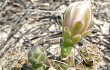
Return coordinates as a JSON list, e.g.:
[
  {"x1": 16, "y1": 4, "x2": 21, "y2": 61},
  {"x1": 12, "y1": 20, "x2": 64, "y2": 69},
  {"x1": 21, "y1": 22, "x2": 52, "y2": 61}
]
[
  {"x1": 100, "y1": 22, "x2": 110, "y2": 35},
  {"x1": 0, "y1": 66, "x2": 2, "y2": 70},
  {"x1": 48, "y1": 67, "x2": 56, "y2": 70}
]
